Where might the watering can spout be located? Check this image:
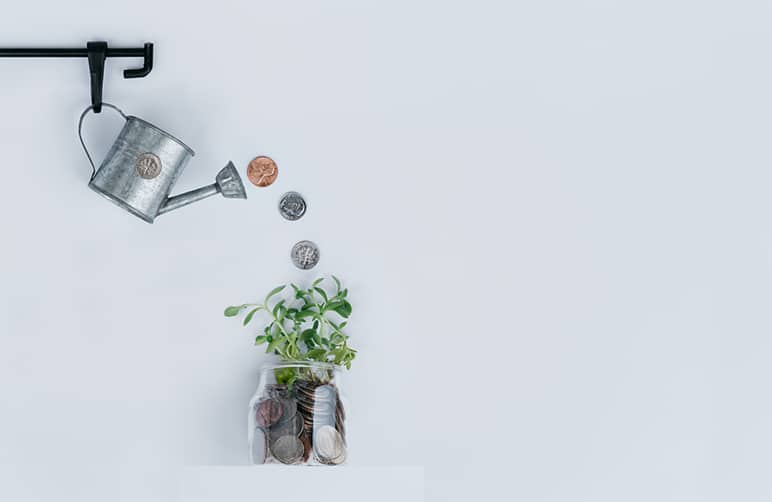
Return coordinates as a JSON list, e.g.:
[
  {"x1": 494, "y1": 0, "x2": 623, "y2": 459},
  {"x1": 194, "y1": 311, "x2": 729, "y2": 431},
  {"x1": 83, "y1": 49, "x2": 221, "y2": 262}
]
[{"x1": 157, "y1": 161, "x2": 247, "y2": 216}]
